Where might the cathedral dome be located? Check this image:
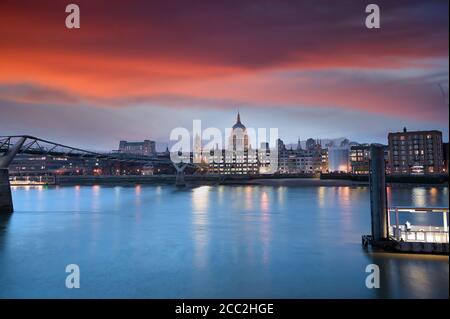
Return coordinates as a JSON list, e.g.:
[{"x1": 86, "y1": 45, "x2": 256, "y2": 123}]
[
  {"x1": 229, "y1": 112, "x2": 249, "y2": 151},
  {"x1": 232, "y1": 112, "x2": 246, "y2": 130}
]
